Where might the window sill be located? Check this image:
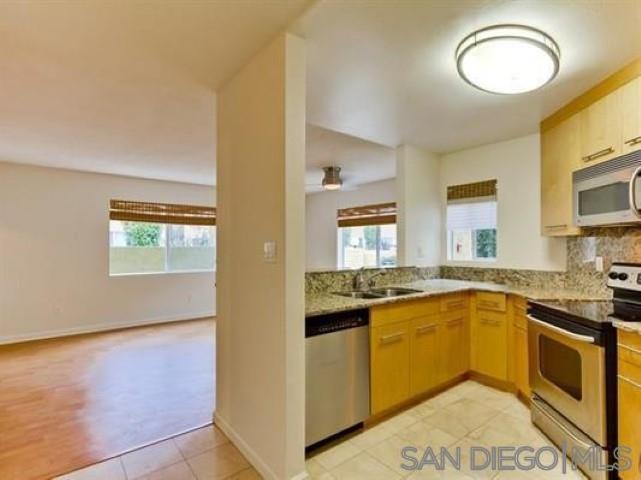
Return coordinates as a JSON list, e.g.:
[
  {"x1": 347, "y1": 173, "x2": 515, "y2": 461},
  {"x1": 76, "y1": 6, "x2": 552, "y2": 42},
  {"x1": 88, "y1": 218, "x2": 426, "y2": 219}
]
[
  {"x1": 109, "y1": 269, "x2": 215, "y2": 278},
  {"x1": 444, "y1": 259, "x2": 497, "y2": 267}
]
